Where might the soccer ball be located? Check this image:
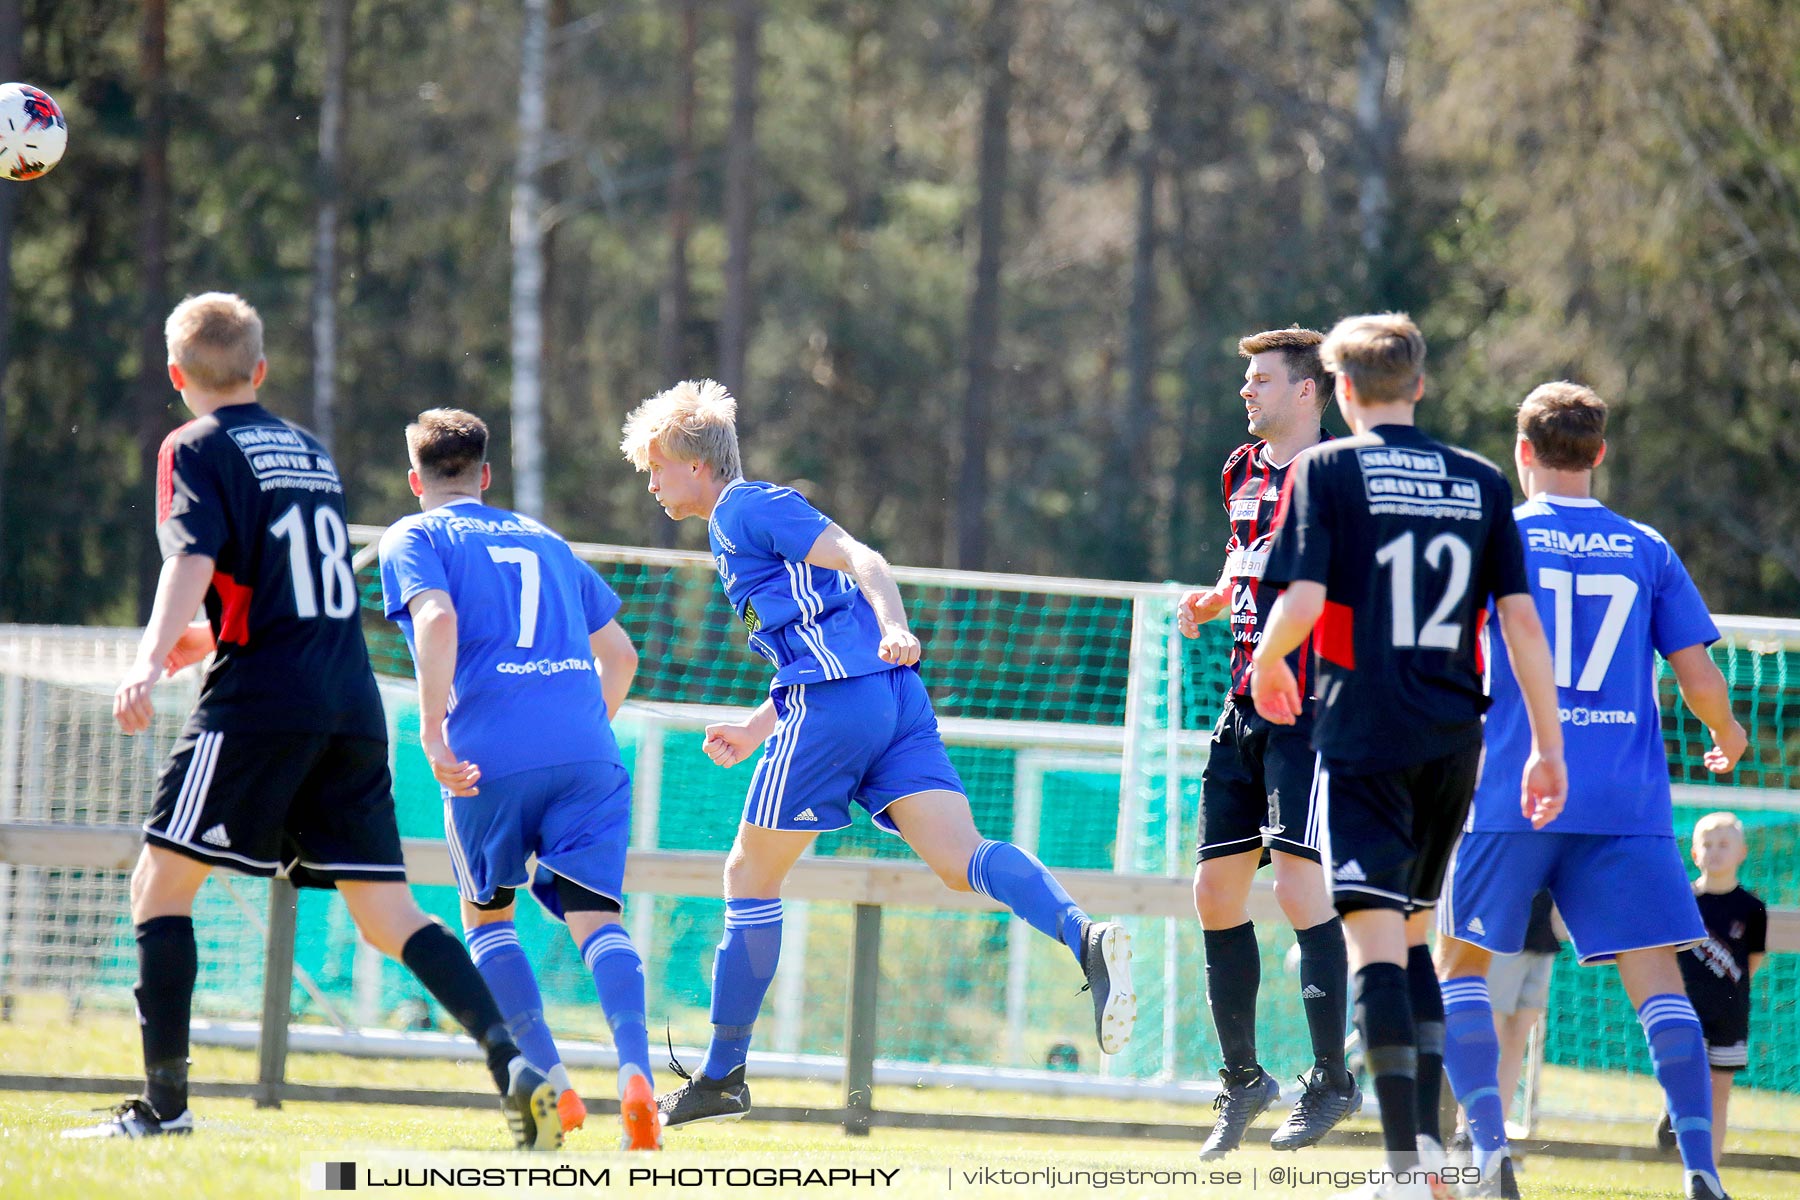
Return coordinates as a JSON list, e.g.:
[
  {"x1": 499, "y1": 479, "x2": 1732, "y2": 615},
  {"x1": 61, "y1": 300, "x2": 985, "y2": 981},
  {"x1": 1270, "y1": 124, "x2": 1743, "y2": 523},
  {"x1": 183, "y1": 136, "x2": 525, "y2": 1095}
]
[{"x1": 0, "y1": 83, "x2": 68, "y2": 181}]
